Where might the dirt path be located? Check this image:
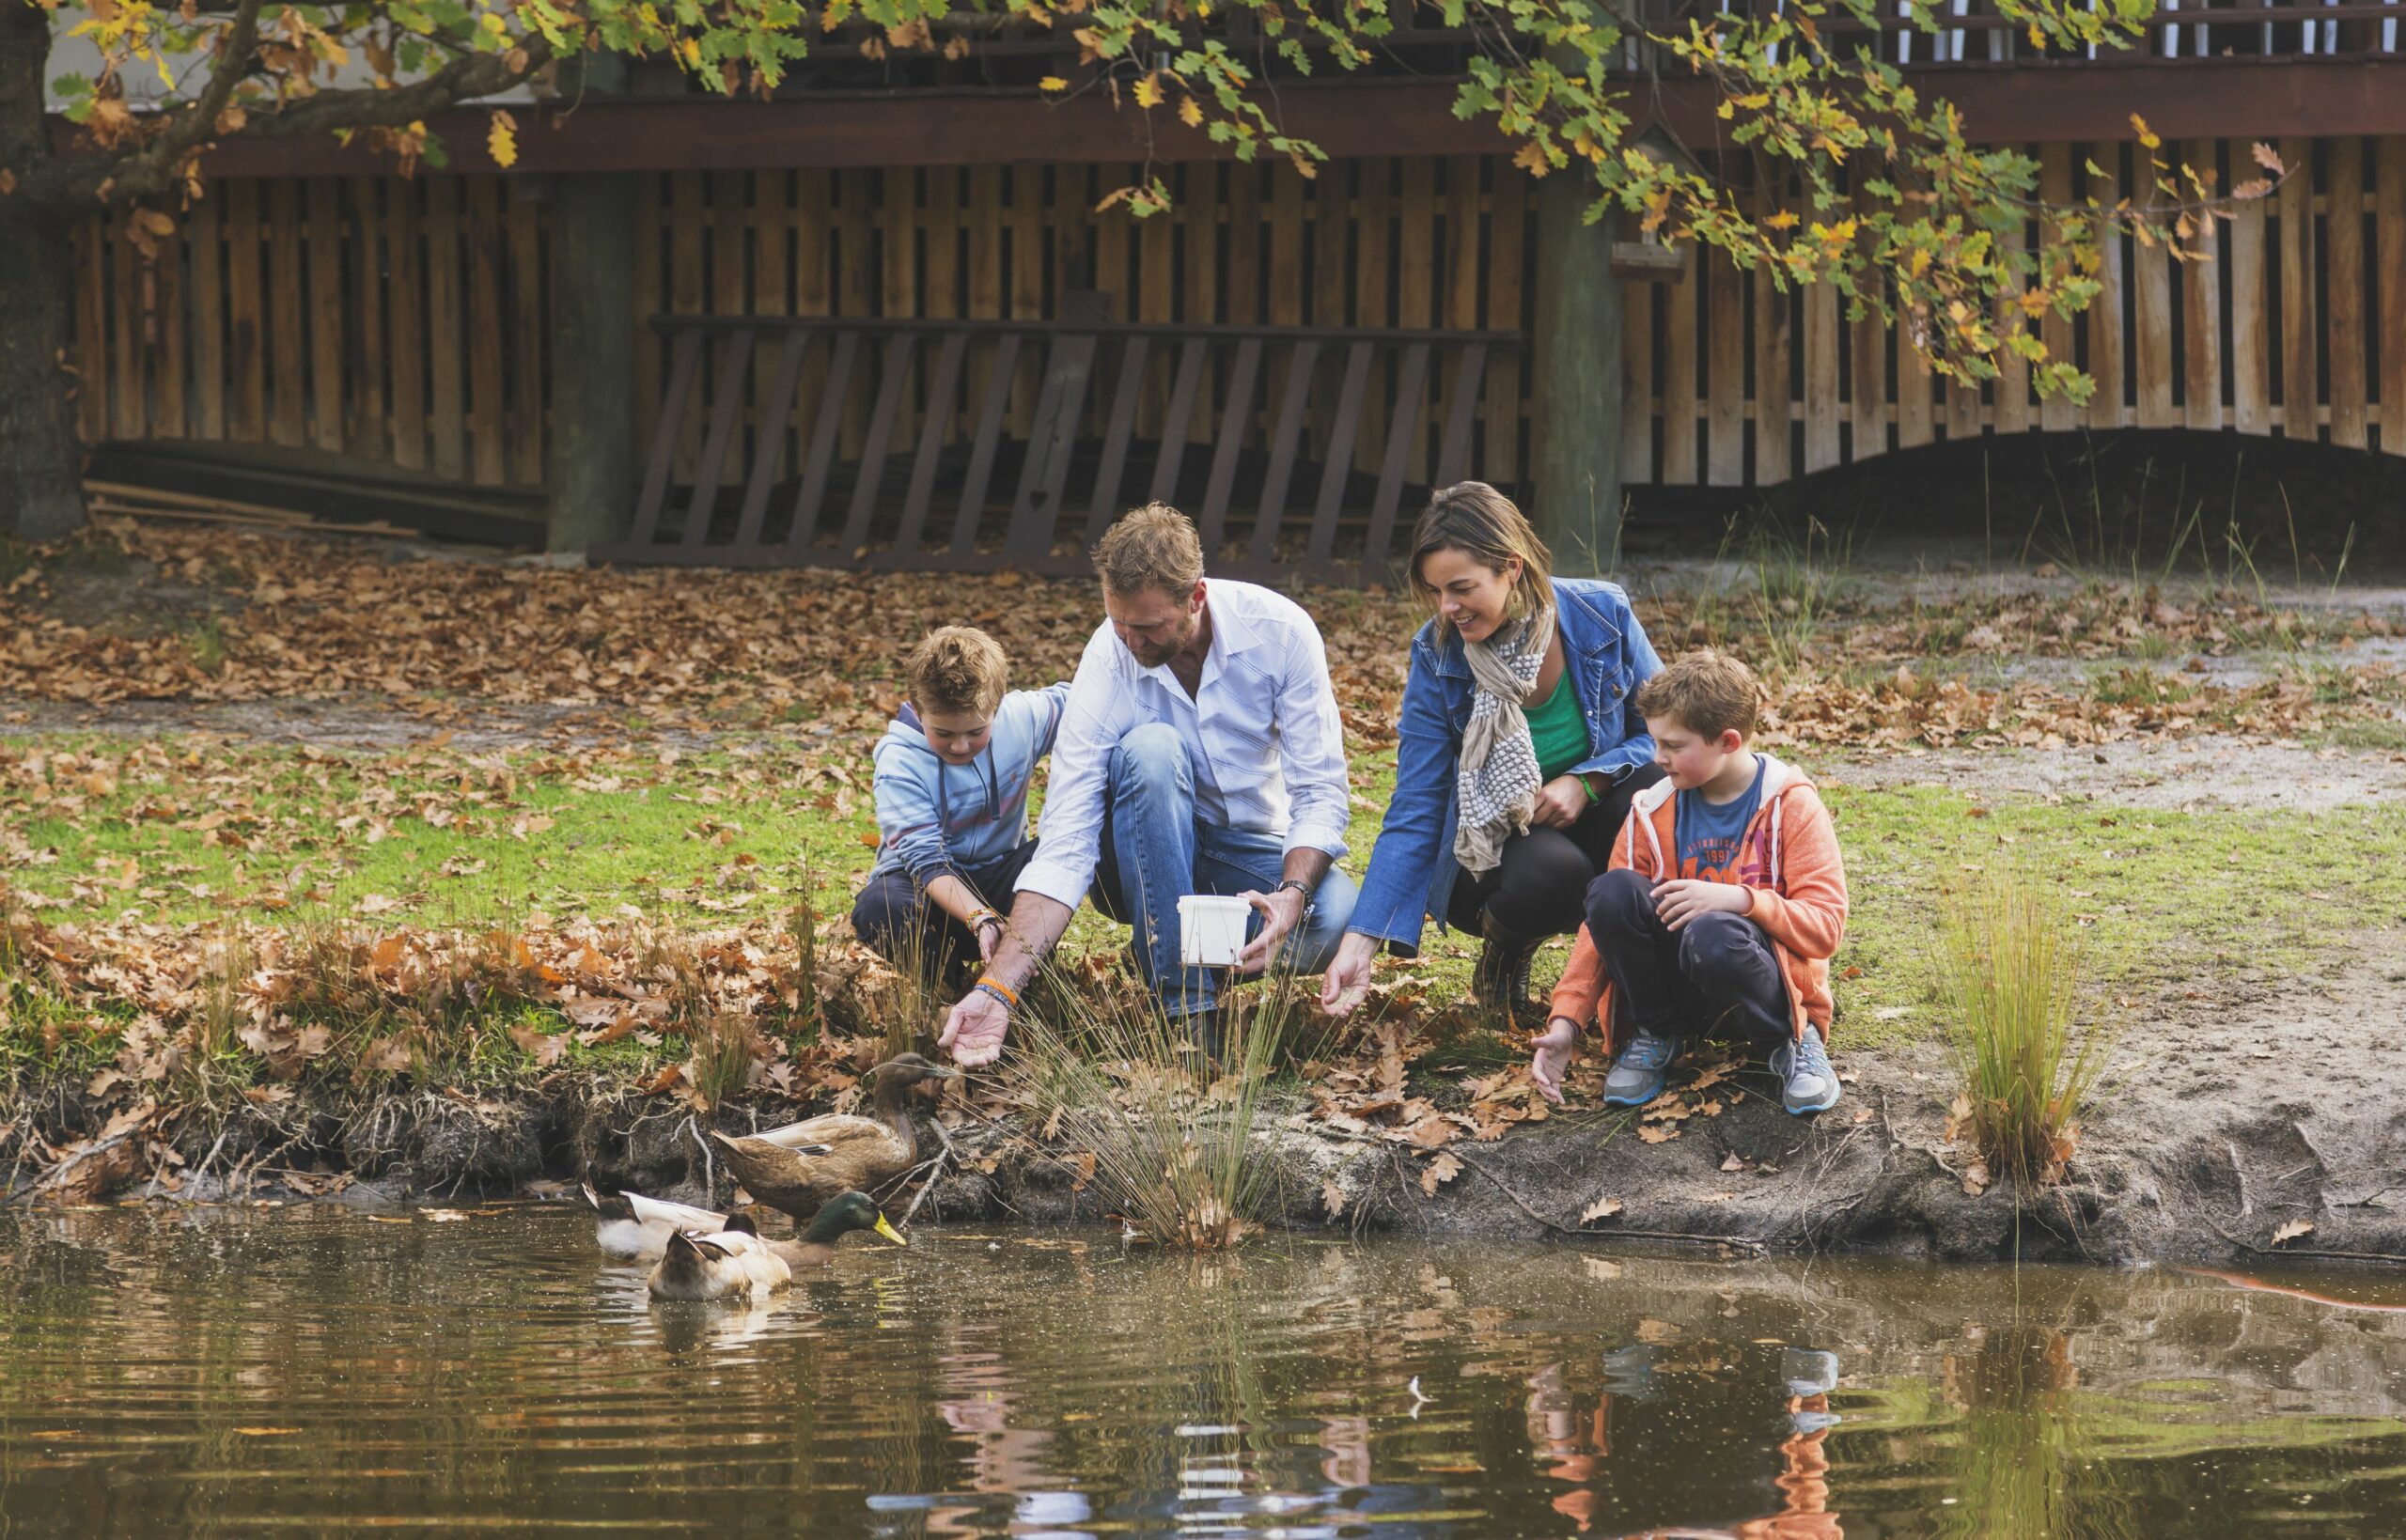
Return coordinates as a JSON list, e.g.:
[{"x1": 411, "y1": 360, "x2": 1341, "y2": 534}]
[{"x1": 1809, "y1": 735, "x2": 2406, "y2": 812}]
